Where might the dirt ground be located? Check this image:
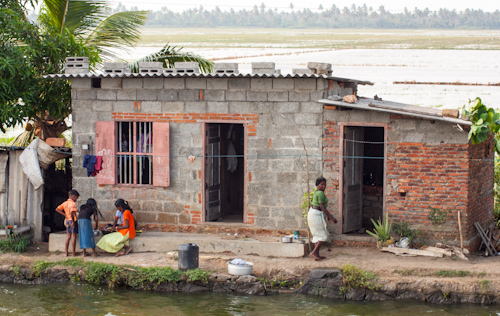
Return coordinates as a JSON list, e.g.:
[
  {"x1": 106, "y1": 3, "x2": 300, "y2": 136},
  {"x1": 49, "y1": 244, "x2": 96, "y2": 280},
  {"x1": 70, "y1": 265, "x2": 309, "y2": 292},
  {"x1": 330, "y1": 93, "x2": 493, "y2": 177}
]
[{"x1": 3, "y1": 242, "x2": 500, "y2": 285}]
